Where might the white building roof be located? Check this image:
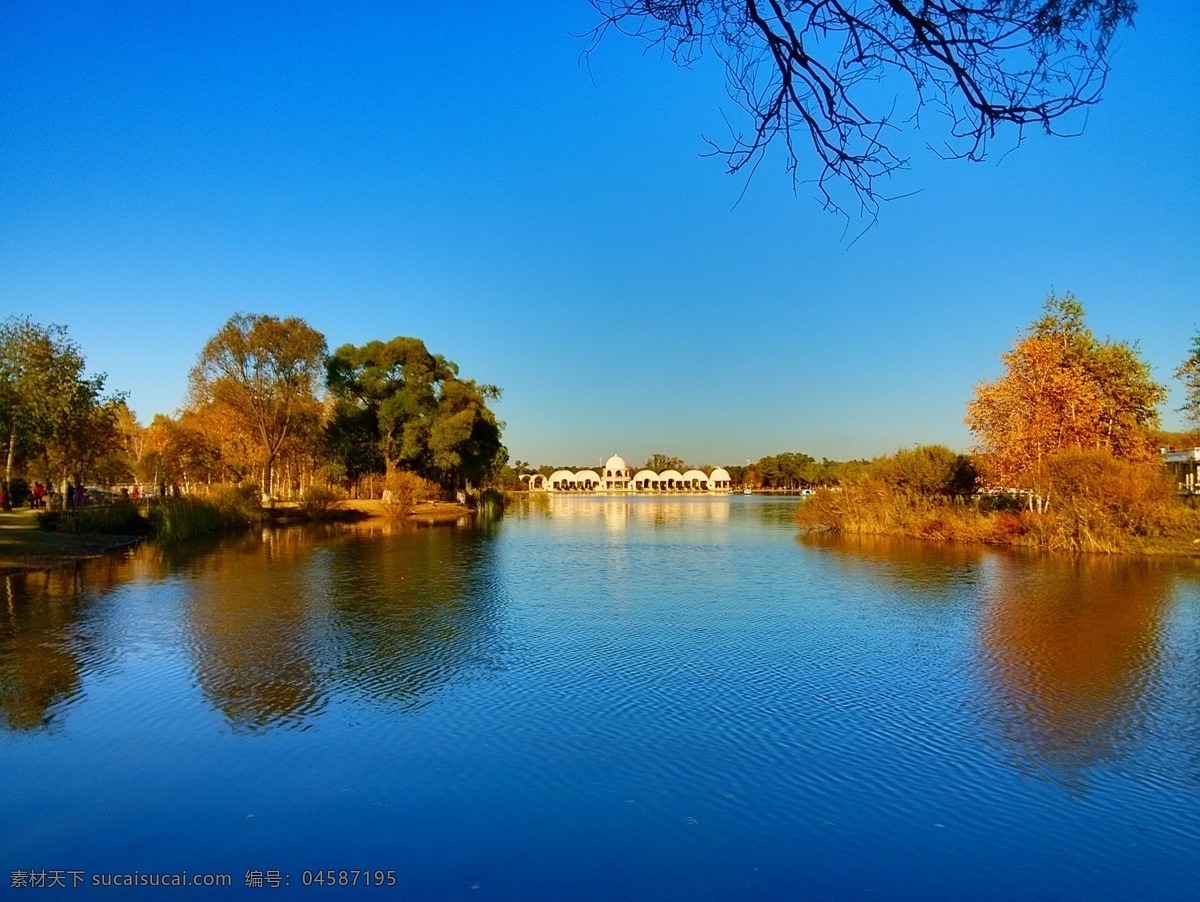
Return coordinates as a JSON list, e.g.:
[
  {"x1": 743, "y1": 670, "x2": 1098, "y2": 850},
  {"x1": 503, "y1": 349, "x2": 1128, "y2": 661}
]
[{"x1": 605, "y1": 454, "x2": 628, "y2": 472}]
